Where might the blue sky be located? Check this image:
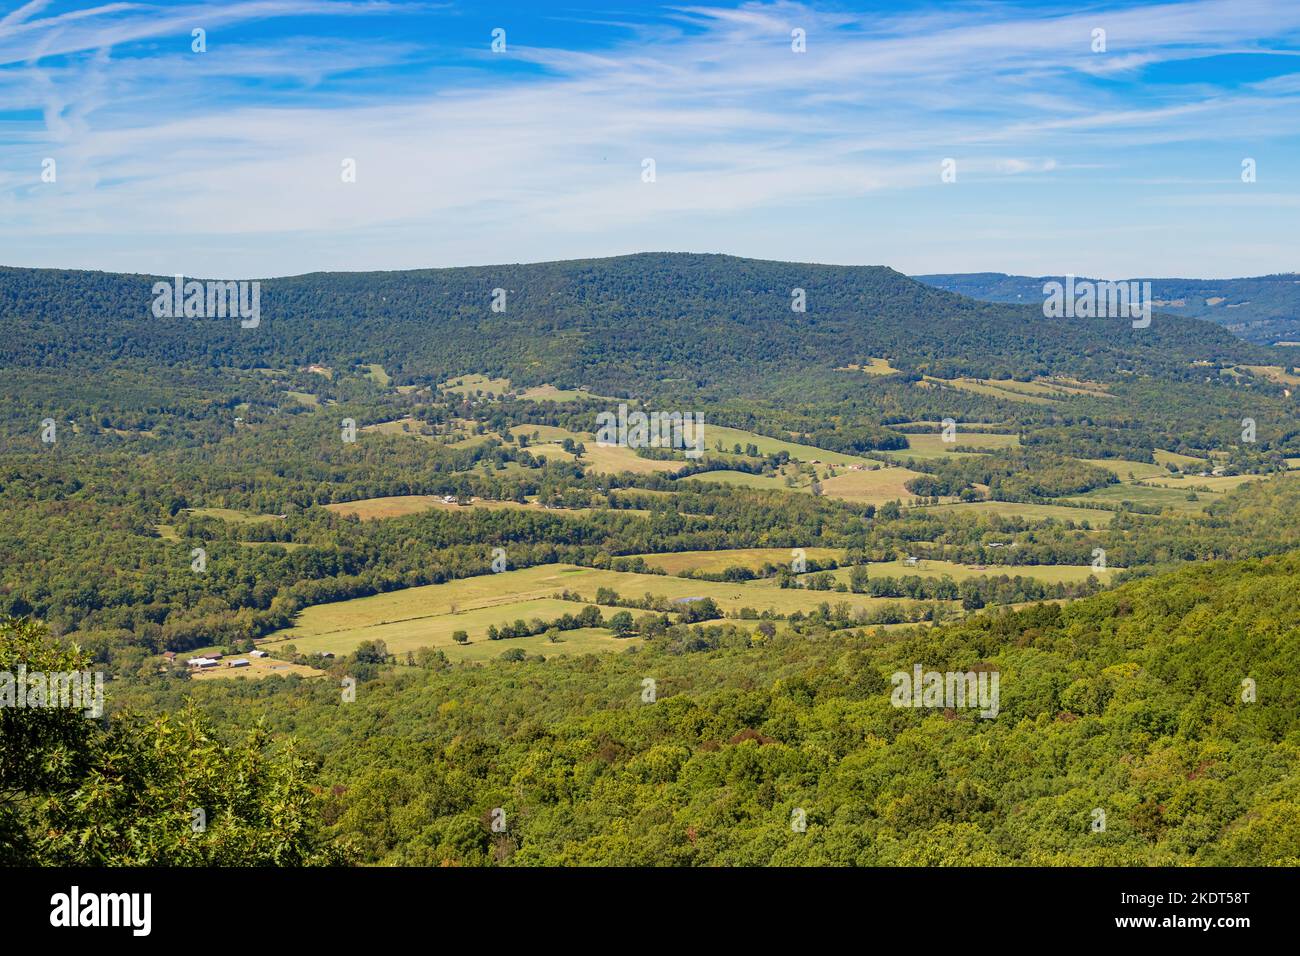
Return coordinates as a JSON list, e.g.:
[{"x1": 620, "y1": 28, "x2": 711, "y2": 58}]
[{"x1": 2, "y1": 0, "x2": 1299, "y2": 278}]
